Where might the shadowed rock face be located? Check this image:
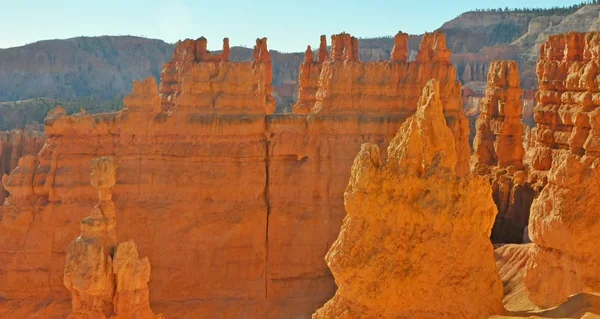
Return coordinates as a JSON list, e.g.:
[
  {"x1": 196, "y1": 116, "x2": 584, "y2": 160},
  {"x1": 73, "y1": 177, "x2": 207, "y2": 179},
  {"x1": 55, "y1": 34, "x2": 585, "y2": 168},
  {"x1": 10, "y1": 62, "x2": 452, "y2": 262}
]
[
  {"x1": 314, "y1": 80, "x2": 503, "y2": 319},
  {"x1": 0, "y1": 33, "x2": 471, "y2": 318},
  {"x1": 525, "y1": 32, "x2": 600, "y2": 308},
  {"x1": 471, "y1": 60, "x2": 535, "y2": 244}
]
